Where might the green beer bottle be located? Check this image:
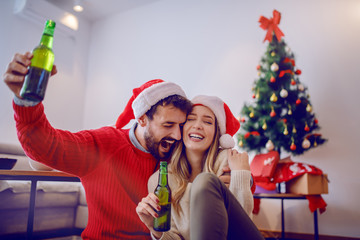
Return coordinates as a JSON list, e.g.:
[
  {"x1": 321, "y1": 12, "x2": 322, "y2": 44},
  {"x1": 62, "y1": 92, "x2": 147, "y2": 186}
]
[
  {"x1": 153, "y1": 161, "x2": 171, "y2": 232},
  {"x1": 20, "y1": 20, "x2": 56, "y2": 101}
]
